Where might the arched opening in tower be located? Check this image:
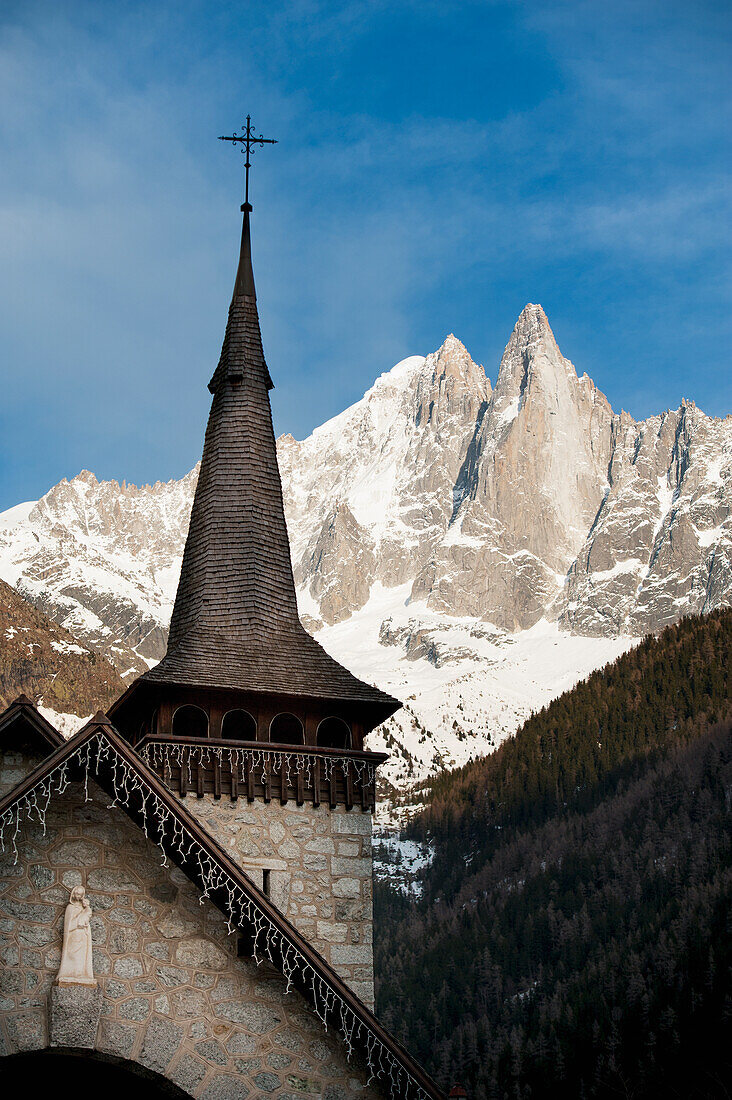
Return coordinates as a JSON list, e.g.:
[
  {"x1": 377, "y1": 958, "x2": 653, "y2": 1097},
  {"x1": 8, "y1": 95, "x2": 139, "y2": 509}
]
[
  {"x1": 172, "y1": 704, "x2": 208, "y2": 739},
  {"x1": 269, "y1": 712, "x2": 304, "y2": 744},
  {"x1": 316, "y1": 716, "x2": 352, "y2": 750},
  {"x1": 221, "y1": 708, "x2": 257, "y2": 741}
]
